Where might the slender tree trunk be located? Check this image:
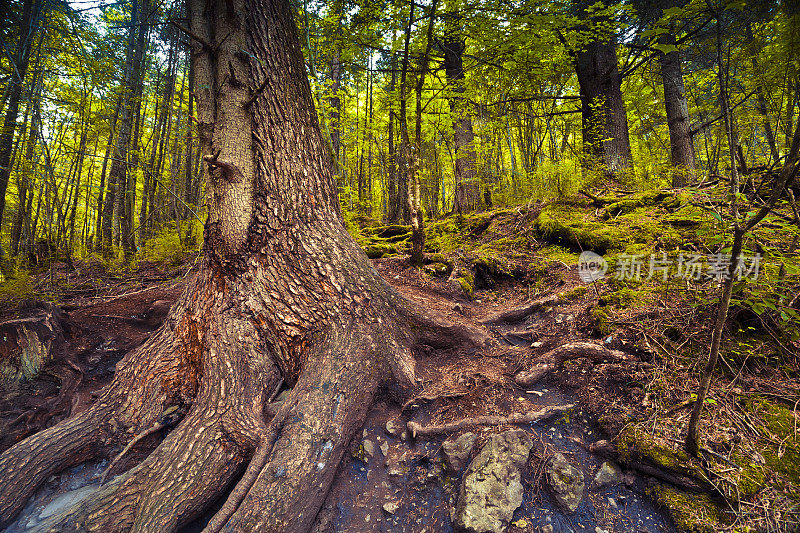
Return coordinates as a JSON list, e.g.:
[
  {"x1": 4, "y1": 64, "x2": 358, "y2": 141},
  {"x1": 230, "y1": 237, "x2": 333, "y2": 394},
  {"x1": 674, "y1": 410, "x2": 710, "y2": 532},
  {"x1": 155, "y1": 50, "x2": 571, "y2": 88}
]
[
  {"x1": 106, "y1": 0, "x2": 149, "y2": 261},
  {"x1": 658, "y1": 30, "x2": 695, "y2": 185},
  {"x1": 386, "y1": 52, "x2": 399, "y2": 223},
  {"x1": 686, "y1": 100, "x2": 800, "y2": 456},
  {"x1": 67, "y1": 123, "x2": 89, "y2": 253},
  {"x1": 95, "y1": 100, "x2": 120, "y2": 252},
  {"x1": 0, "y1": 2, "x2": 479, "y2": 531},
  {"x1": 786, "y1": 79, "x2": 796, "y2": 152},
  {"x1": 715, "y1": 11, "x2": 740, "y2": 194},
  {"x1": 407, "y1": 0, "x2": 437, "y2": 265},
  {"x1": 184, "y1": 58, "x2": 199, "y2": 245},
  {"x1": 744, "y1": 23, "x2": 779, "y2": 164},
  {"x1": 443, "y1": 10, "x2": 478, "y2": 213},
  {"x1": 10, "y1": 67, "x2": 42, "y2": 256}
]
